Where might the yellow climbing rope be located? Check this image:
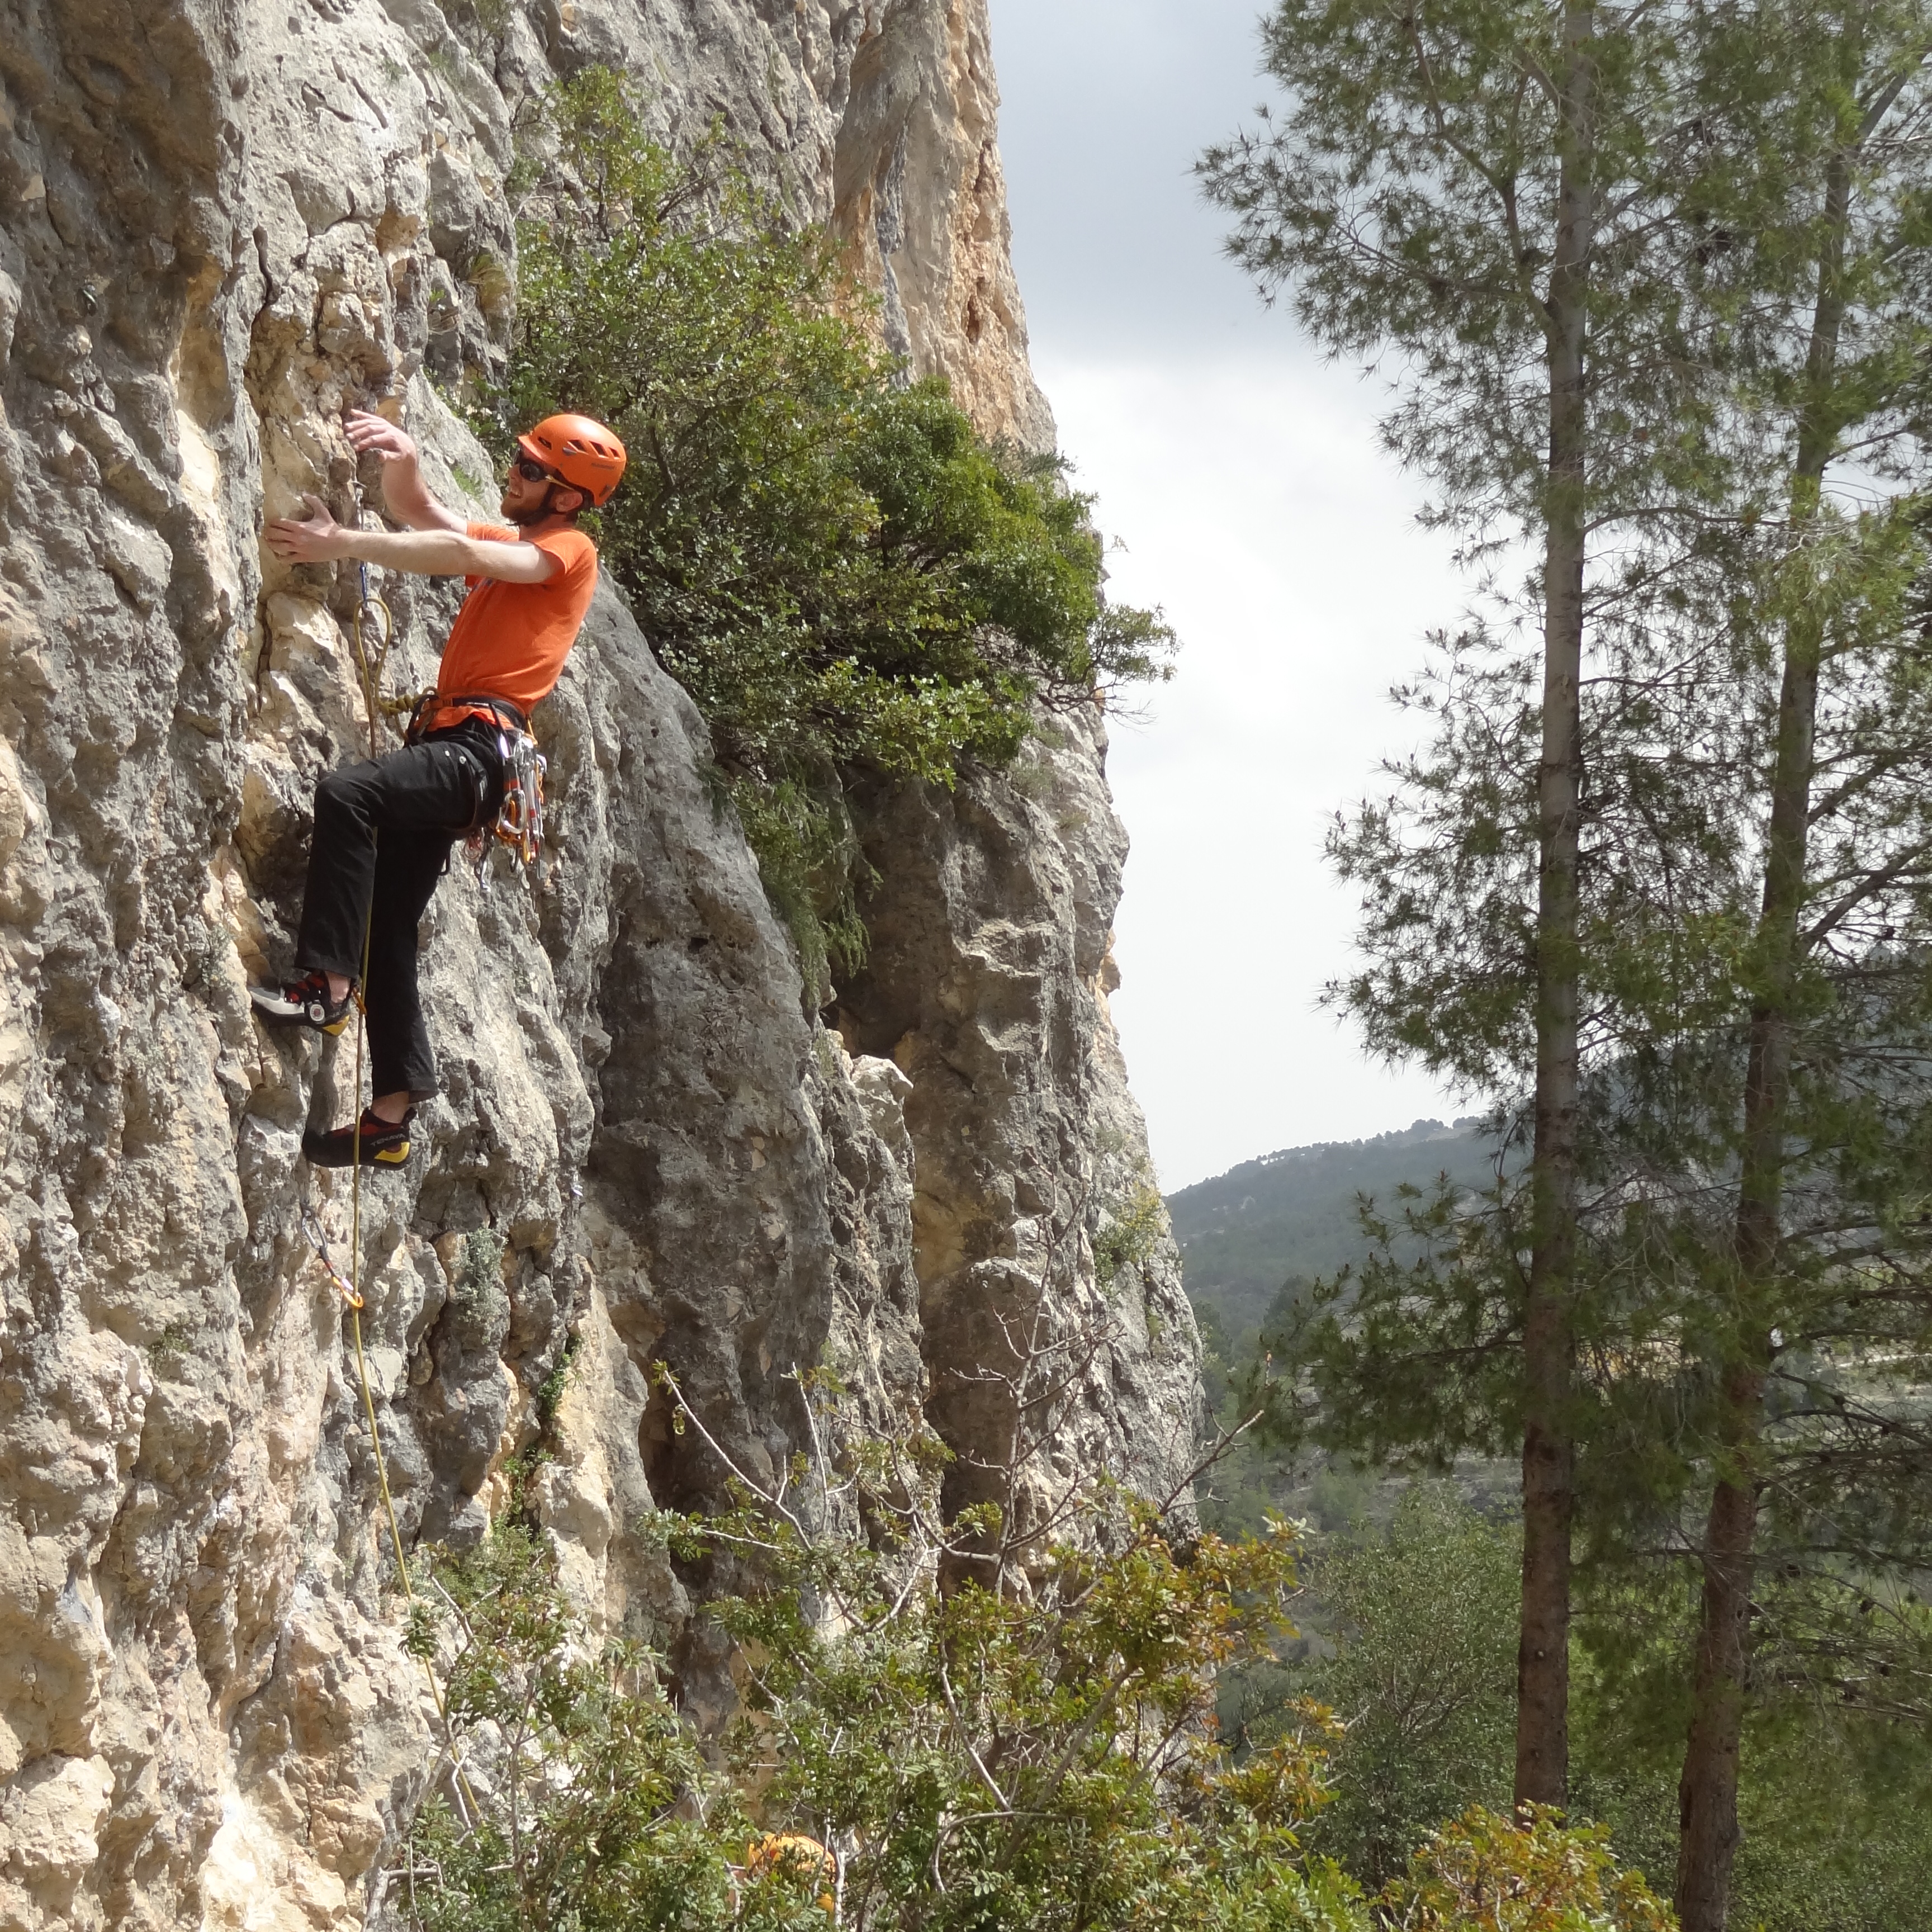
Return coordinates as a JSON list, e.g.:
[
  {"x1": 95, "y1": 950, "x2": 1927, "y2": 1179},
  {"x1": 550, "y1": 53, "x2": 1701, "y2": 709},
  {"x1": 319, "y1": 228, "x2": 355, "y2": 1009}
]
[
  {"x1": 306, "y1": 1021, "x2": 477, "y2": 1813},
  {"x1": 350, "y1": 563, "x2": 392, "y2": 748},
  {"x1": 300, "y1": 558, "x2": 476, "y2": 1812},
  {"x1": 342, "y1": 563, "x2": 414, "y2": 1613}
]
